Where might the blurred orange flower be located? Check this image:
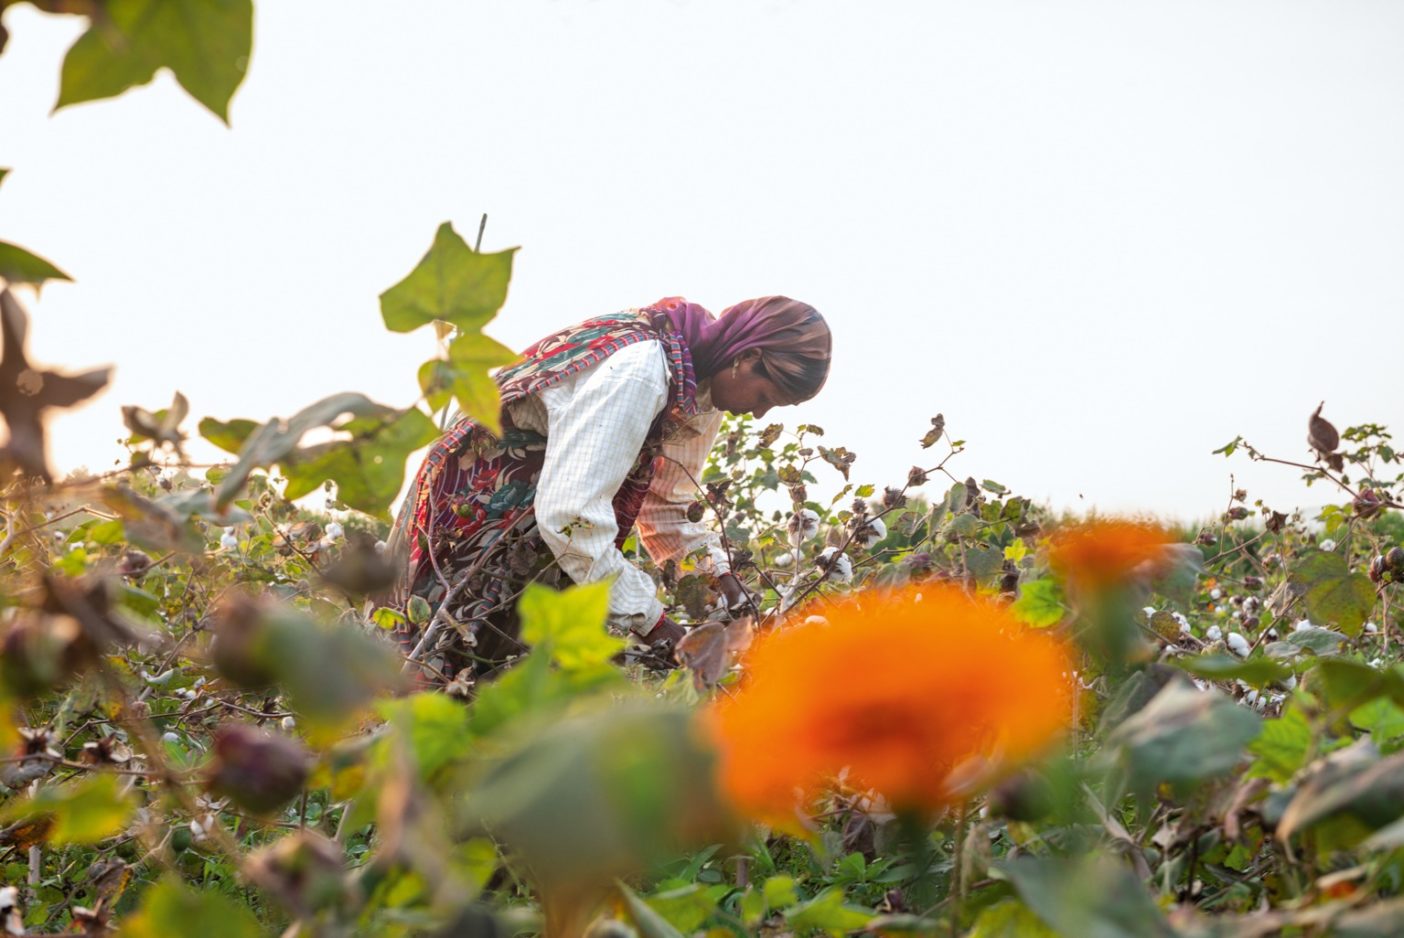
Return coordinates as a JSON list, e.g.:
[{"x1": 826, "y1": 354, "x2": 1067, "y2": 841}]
[
  {"x1": 1048, "y1": 519, "x2": 1174, "y2": 590},
  {"x1": 704, "y1": 586, "x2": 1074, "y2": 824}
]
